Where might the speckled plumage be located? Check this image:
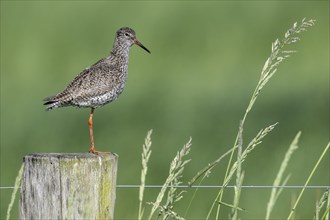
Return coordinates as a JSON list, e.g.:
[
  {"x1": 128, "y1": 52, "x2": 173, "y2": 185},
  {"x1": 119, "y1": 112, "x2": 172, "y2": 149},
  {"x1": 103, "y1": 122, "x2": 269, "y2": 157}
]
[
  {"x1": 44, "y1": 27, "x2": 150, "y2": 110},
  {"x1": 43, "y1": 27, "x2": 150, "y2": 154}
]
